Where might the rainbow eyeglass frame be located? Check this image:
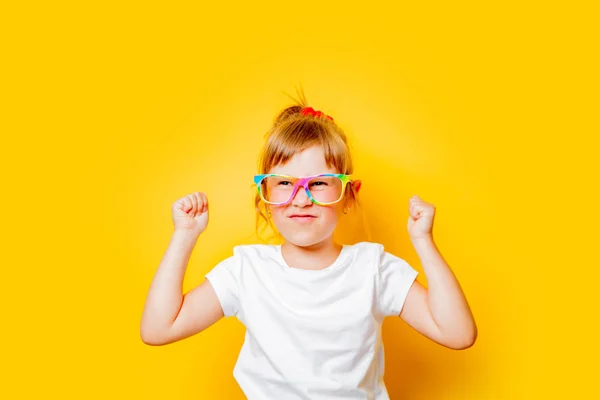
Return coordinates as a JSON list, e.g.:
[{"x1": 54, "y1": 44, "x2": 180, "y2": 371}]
[{"x1": 253, "y1": 173, "x2": 352, "y2": 206}]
